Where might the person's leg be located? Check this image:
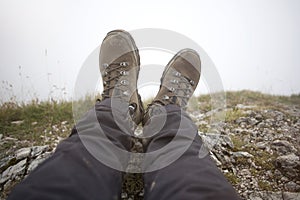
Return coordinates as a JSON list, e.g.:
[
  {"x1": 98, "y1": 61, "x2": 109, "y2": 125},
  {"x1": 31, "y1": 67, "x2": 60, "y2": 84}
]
[
  {"x1": 7, "y1": 99, "x2": 130, "y2": 200},
  {"x1": 143, "y1": 104, "x2": 240, "y2": 200},
  {"x1": 8, "y1": 30, "x2": 144, "y2": 200},
  {"x1": 142, "y1": 49, "x2": 240, "y2": 199}
]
